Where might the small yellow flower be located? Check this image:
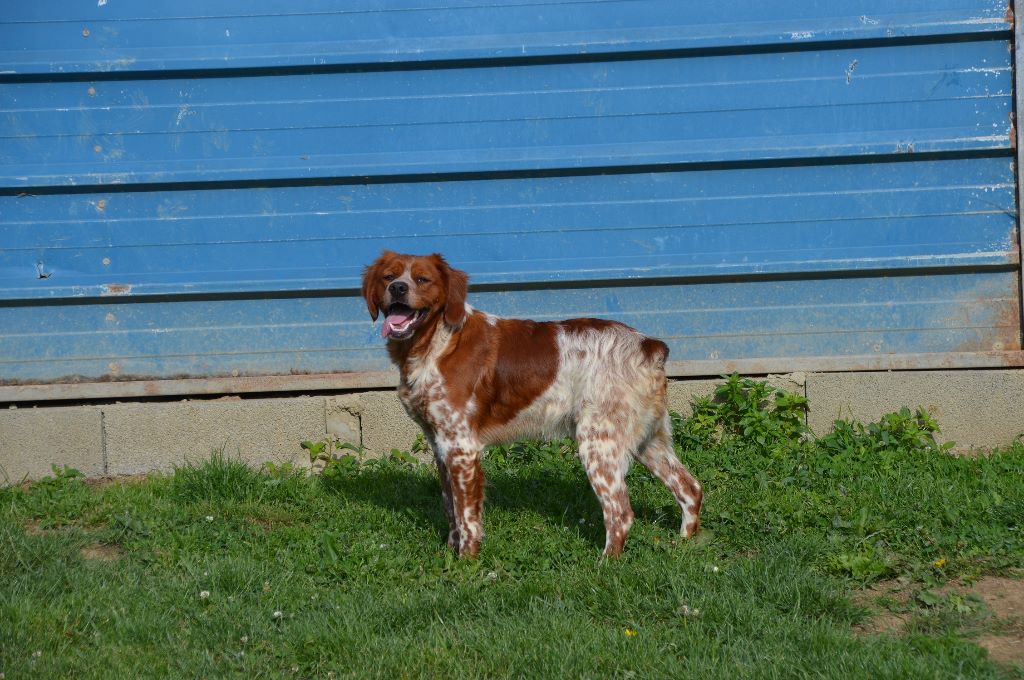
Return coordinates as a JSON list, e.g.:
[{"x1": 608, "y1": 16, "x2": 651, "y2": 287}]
[
  {"x1": 624, "y1": 628, "x2": 637, "y2": 637},
  {"x1": 934, "y1": 558, "x2": 947, "y2": 568}
]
